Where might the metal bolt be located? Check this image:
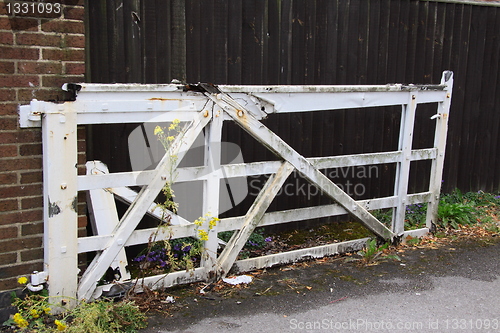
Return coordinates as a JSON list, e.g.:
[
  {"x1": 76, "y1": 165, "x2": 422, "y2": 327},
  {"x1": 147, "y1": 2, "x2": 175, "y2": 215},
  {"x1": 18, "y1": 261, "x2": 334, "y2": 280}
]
[
  {"x1": 412, "y1": 95, "x2": 416, "y2": 100},
  {"x1": 203, "y1": 110, "x2": 209, "y2": 117},
  {"x1": 60, "y1": 183, "x2": 67, "y2": 190},
  {"x1": 237, "y1": 110, "x2": 244, "y2": 117},
  {"x1": 446, "y1": 93, "x2": 451, "y2": 98}
]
